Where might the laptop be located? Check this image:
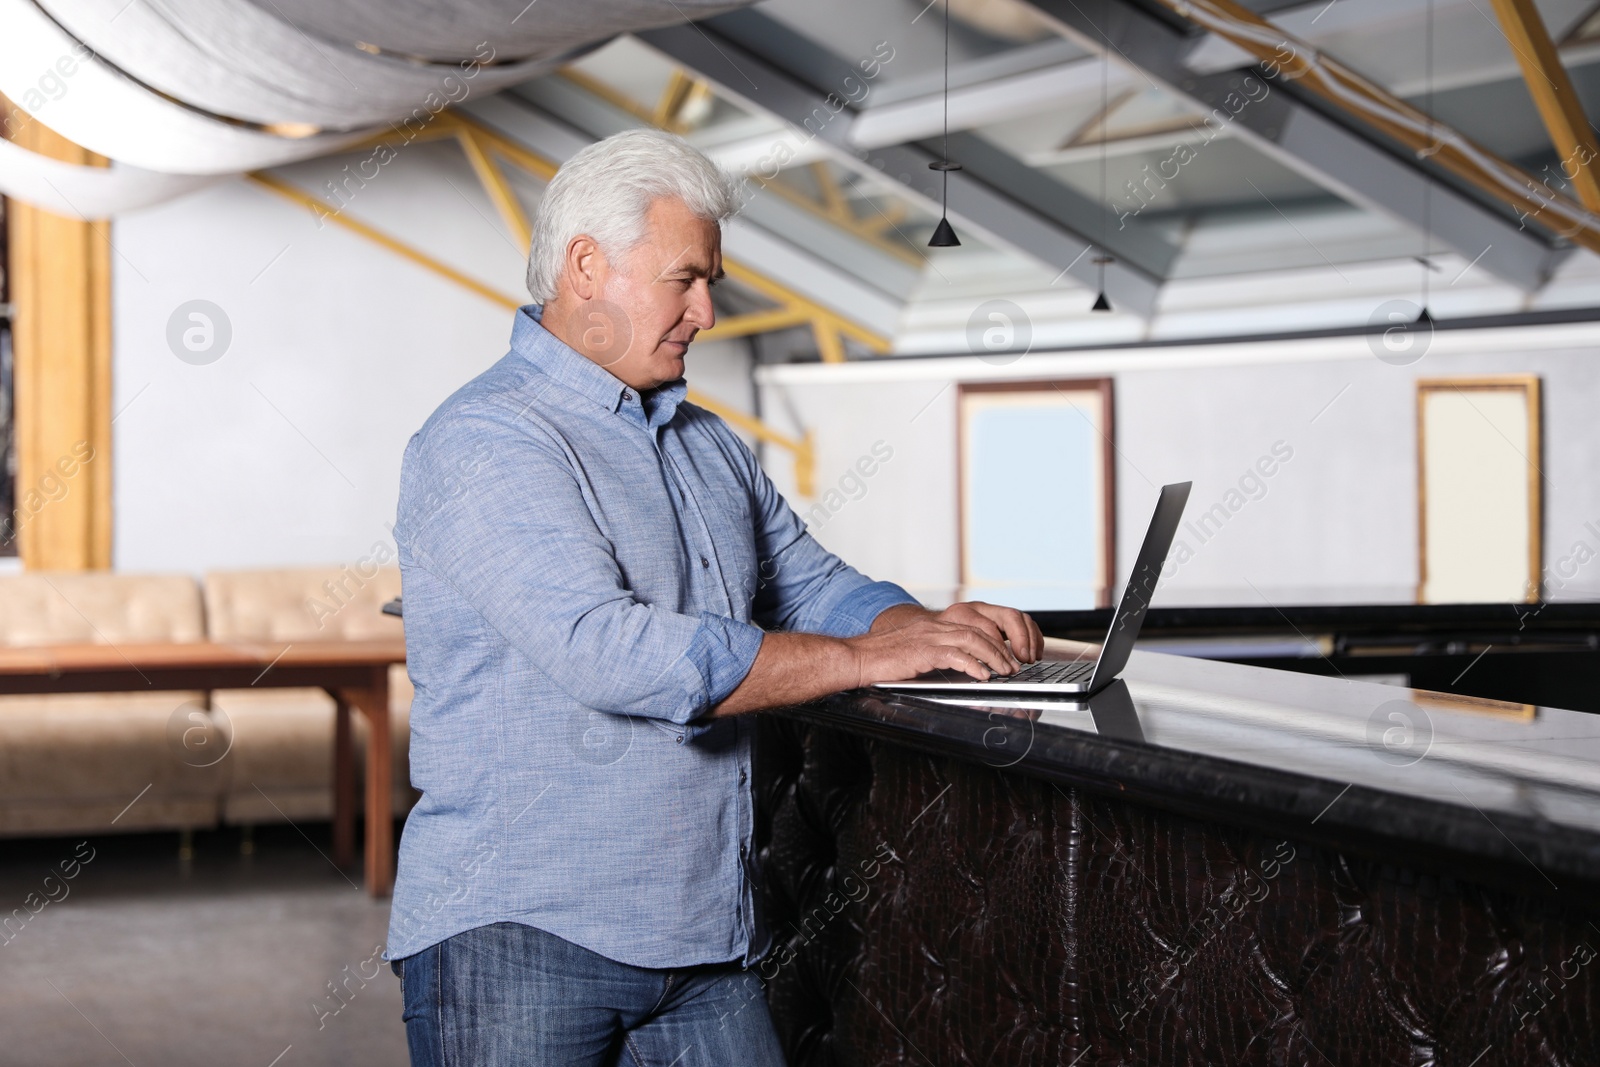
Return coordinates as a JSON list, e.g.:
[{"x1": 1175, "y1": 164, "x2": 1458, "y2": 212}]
[{"x1": 872, "y1": 481, "x2": 1191, "y2": 696}]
